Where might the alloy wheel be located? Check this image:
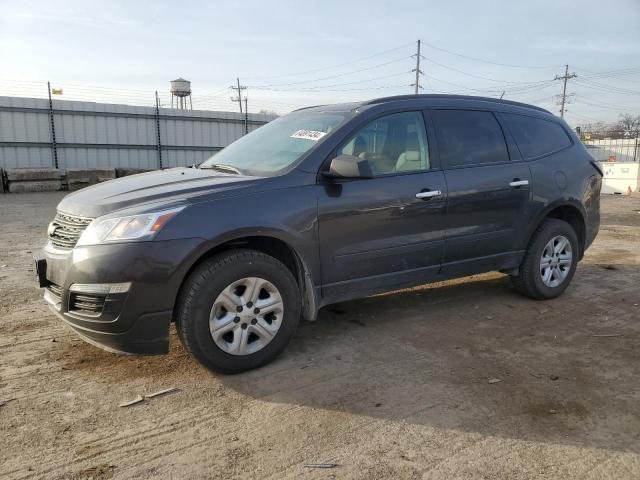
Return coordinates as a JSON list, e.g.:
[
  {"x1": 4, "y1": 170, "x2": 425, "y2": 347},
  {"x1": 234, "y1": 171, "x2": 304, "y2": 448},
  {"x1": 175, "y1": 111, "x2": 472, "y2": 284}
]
[
  {"x1": 209, "y1": 277, "x2": 284, "y2": 355},
  {"x1": 540, "y1": 235, "x2": 573, "y2": 288}
]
